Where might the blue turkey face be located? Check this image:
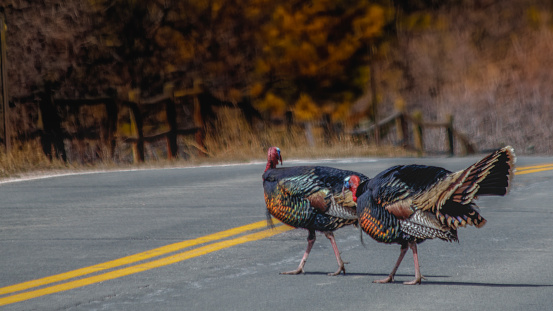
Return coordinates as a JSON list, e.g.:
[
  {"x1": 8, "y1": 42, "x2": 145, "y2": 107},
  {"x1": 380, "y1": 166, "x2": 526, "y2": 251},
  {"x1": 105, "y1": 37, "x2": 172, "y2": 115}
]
[
  {"x1": 342, "y1": 176, "x2": 351, "y2": 197},
  {"x1": 276, "y1": 147, "x2": 282, "y2": 164},
  {"x1": 343, "y1": 176, "x2": 351, "y2": 189}
]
